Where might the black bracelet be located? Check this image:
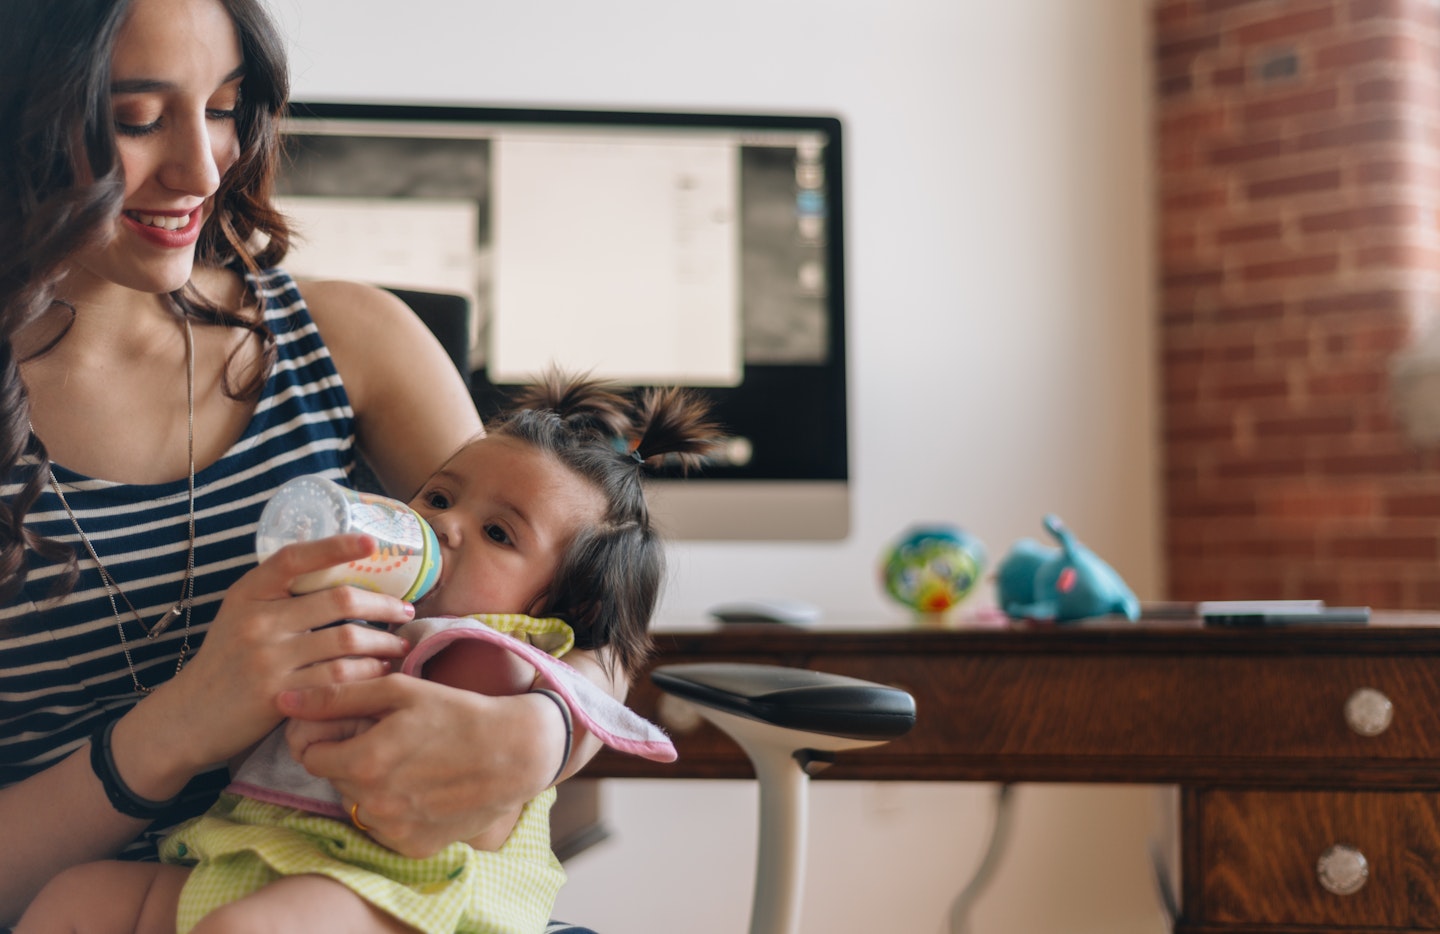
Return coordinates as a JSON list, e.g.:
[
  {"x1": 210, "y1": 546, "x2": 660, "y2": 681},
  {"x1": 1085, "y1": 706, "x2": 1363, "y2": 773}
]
[
  {"x1": 531, "y1": 688, "x2": 574, "y2": 786},
  {"x1": 89, "y1": 718, "x2": 181, "y2": 820}
]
